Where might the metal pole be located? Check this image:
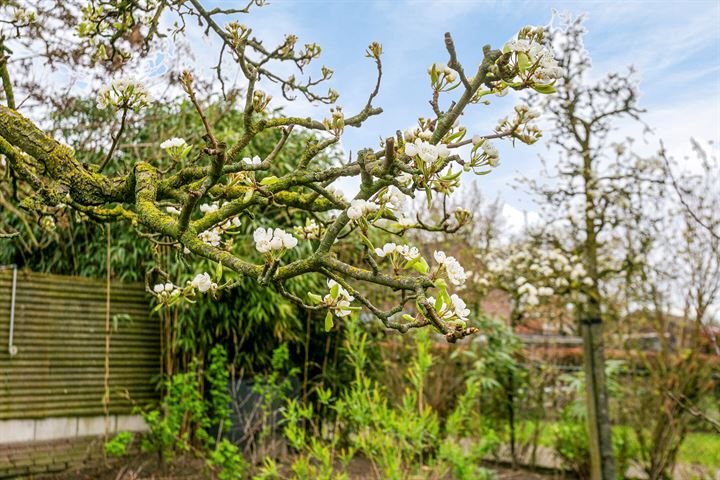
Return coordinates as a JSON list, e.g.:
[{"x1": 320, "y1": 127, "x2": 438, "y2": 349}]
[{"x1": 2, "y1": 264, "x2": 18, "y2": 356}]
